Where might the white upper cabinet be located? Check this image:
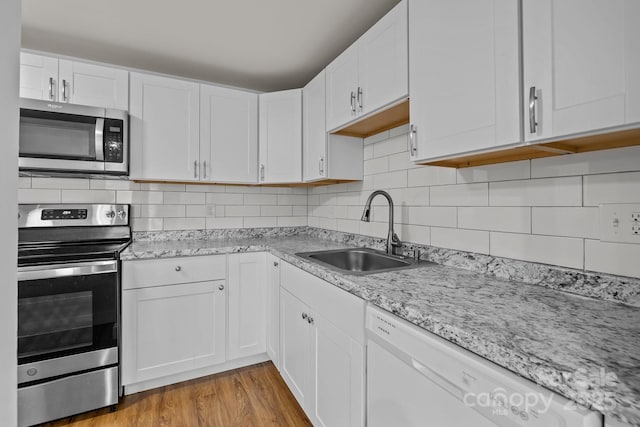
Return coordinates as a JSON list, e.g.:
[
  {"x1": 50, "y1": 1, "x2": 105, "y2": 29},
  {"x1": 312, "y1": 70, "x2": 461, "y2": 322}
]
[
  {"x1": 303, "y1": 69, "x2": 364, "y2": 183},
  {"x1": 523, "y1": 0, "x2": 640, "y2": 142},
  {"x1": 409, "y1": 0, "x2": 521, "y2": 162},
  {"x1": 129, "y1": 72, "x2": 200, "y2": 181},
  {"x1": 19, "y1": 52, "x2": 58, "y2": 101},
  {"x1": 259, "y1": 89, "x2": 303, "y2": 184},
  {"x1": 326, "y1": 0, "x2": 408, "y2": 132},
  {"x1": 200, "y1": 84, "x2": 258, "y2": 183},
  {"x1": 20, "y1": 52, "x2": 128, "y2": 110},
  {"x1": 57, "y1": 60, "x2": 128, "y2": 110}
]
